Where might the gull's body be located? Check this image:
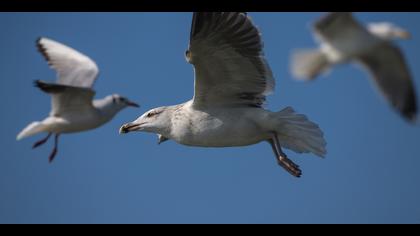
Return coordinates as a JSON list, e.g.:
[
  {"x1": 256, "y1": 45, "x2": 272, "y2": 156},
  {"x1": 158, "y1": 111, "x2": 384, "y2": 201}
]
[
  {"x1": 26, "y1": 96, "x2": 125, "y2": 134},
  {"x1": 291, "y1": 12, "x2": 417, "y2": 121},
  {"x1": 120, "y1": 12, "x2": 327, "y2": 177},
  {"x1": 162, "y1": 101, "x2": 270, "y2": 147},
  {"x1": 17, "y1": 37, "x2": 139, "y2": 162}
]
